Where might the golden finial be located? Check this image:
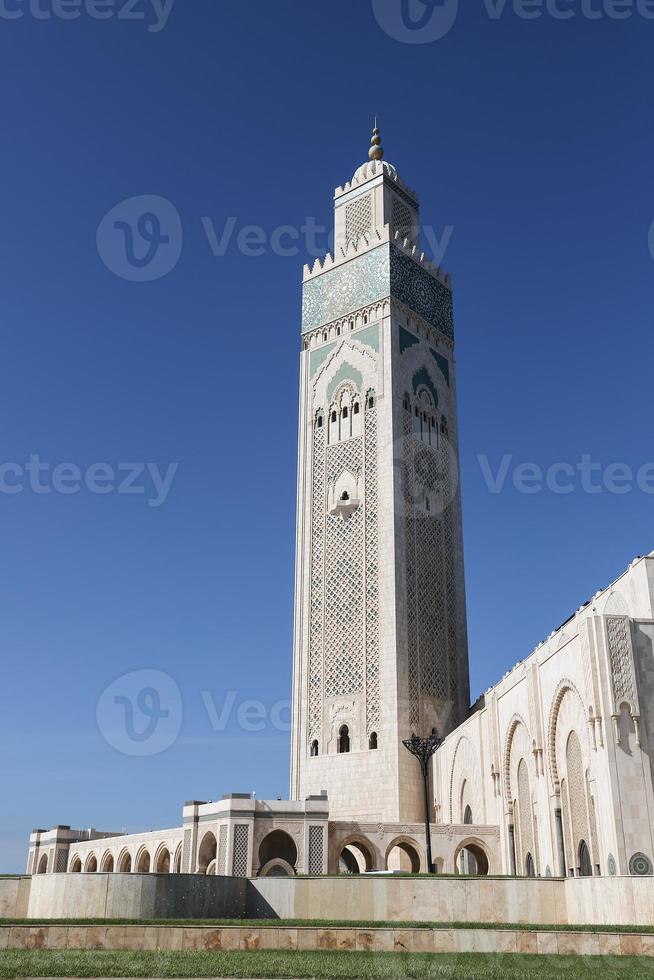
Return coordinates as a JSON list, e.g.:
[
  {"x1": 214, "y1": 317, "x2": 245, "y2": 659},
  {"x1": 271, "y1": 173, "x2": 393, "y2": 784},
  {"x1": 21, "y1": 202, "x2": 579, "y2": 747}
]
[{"x1": 369, "y1": 119, "x2": 384, "y2": 161}]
